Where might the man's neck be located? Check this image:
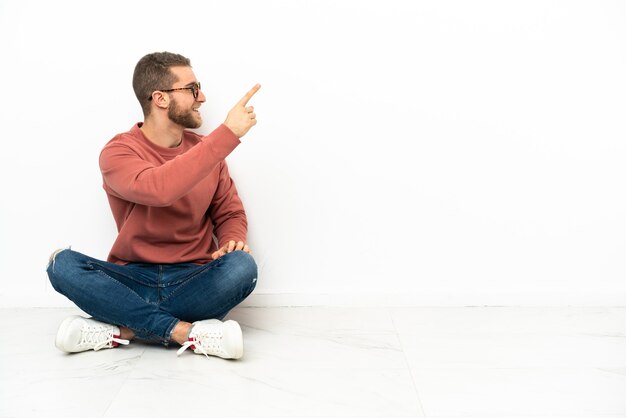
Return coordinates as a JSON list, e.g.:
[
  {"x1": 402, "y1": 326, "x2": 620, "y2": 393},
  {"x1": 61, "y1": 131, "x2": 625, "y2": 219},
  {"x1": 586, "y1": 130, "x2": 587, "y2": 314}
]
[{"x1": 140, "y1": 118, "x2": 184, "y2": 148}]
